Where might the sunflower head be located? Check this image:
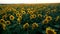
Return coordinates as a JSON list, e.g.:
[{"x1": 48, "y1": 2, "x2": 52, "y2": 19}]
[
  {"x1": 30, "y1": 14, "x2": 36, "y2": 19},
  {"x1": 45, "y1": 16, "x2": 52, "y2": 21},
  {"x1": 21, "y1": 8, "x2": 25, "y2": 11},
  {"x1": 0, "y1": 19, "x2": 5, "y2": 24},
  {"x1": 46, "y1": 11, "x2": 50, "y2": 14},
  {"x1": 17, "y1": 17, "x2": 22, "y2": 24},
  {"x1": 42, "y1": 19, "x2": 49, "y2": 24},
  {"x1": 27, "y1": 11, "x2": 34, "y2": 15},
  {"x1": 23, "y1": 23, "x2": 29, "y2": 29},
  {"x1": 46, "y1": 27, "x2": 56, "y2": 34},
  {"x1": 9, "y1": 15, "x2": 14, "y2": 20},
  {"x1": 16, "y1": 13, "x2": 22, "y2": 17},
  {"x1": 32, "y1": 22, "x2": 38, "y2": 29},
  {"x1": 21, "y1": 10, "x2": 26, "y2": 14},
  {"x1": 38, "y1": 14, "x2": 42, "y2": 18},
  {"x1": 6, "y1": 7, "x2": 12, "y2": 11},
  {"x1": 2, "y1": 15, "x2": 7, "y2": 20},
  {"x1": 5, "y1": 20, "x2": 11, "y2": 25},
  {"x1": 27, "y1": 8, "x2": 31, "y2": 11}
]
